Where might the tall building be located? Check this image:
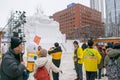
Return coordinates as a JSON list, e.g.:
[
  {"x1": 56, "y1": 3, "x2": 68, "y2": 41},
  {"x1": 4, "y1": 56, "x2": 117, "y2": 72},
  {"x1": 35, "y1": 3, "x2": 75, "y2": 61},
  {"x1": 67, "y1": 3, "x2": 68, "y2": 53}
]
[
  {"x1": 90, "y1": 0, "x2": 99, "y2": 11},
  {"x1": 105, "y1": 0, "x2": 120, "y2": 37},
  {"x1": 90, "y1": 0, "x2": 106, "y2": 22},
  {"x1": 53, "y1": 3, "x2": 104, "y2": 40},
  {"x1": 90, "y1": 0, "x2": 106, "y2": 37}
]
